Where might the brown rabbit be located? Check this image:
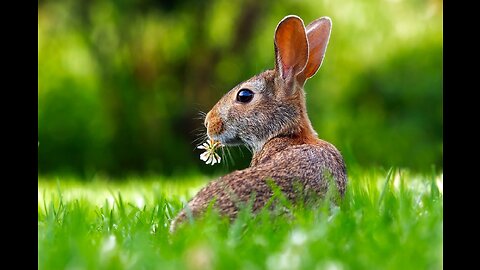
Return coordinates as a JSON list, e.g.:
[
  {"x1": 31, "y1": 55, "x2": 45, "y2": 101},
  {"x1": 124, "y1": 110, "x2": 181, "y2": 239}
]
[{"x1": 171, "y1": 15, "x2": 347, "y2": 231}]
